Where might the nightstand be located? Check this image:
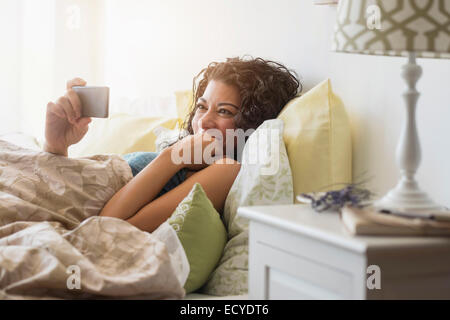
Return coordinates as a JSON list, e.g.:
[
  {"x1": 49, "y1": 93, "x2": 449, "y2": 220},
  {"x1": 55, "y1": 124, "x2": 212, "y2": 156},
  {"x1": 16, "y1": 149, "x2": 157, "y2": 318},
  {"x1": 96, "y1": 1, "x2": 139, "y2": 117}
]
[{"x1": 238, "y1": 204, "x2": 450, "y2": 299}]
